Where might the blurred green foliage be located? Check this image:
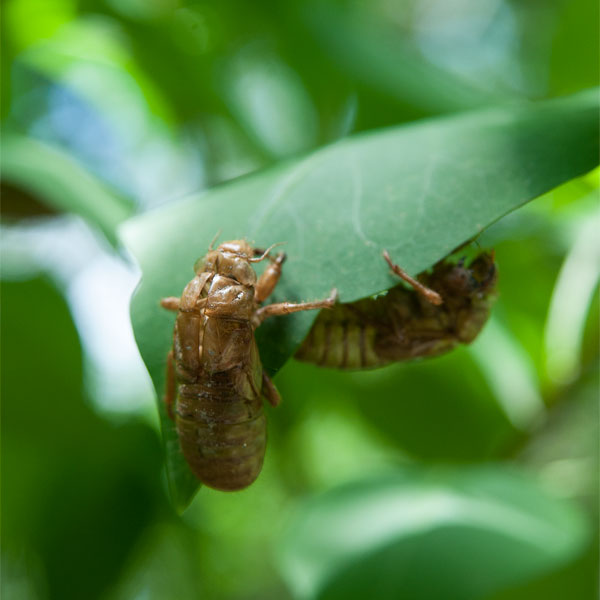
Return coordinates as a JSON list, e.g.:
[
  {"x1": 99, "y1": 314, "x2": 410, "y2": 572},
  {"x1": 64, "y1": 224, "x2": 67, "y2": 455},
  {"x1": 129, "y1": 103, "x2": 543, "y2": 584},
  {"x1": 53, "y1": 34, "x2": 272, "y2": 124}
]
[
  {"x1": 278, "y1": 467, "x2": 590, "y2": 600},
  {"x1": 1, "y1": 277, "x2": 163, "y2": 599},
  {"x1": 1, "y1": 0, "x2": 598, "y2": 599}
]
